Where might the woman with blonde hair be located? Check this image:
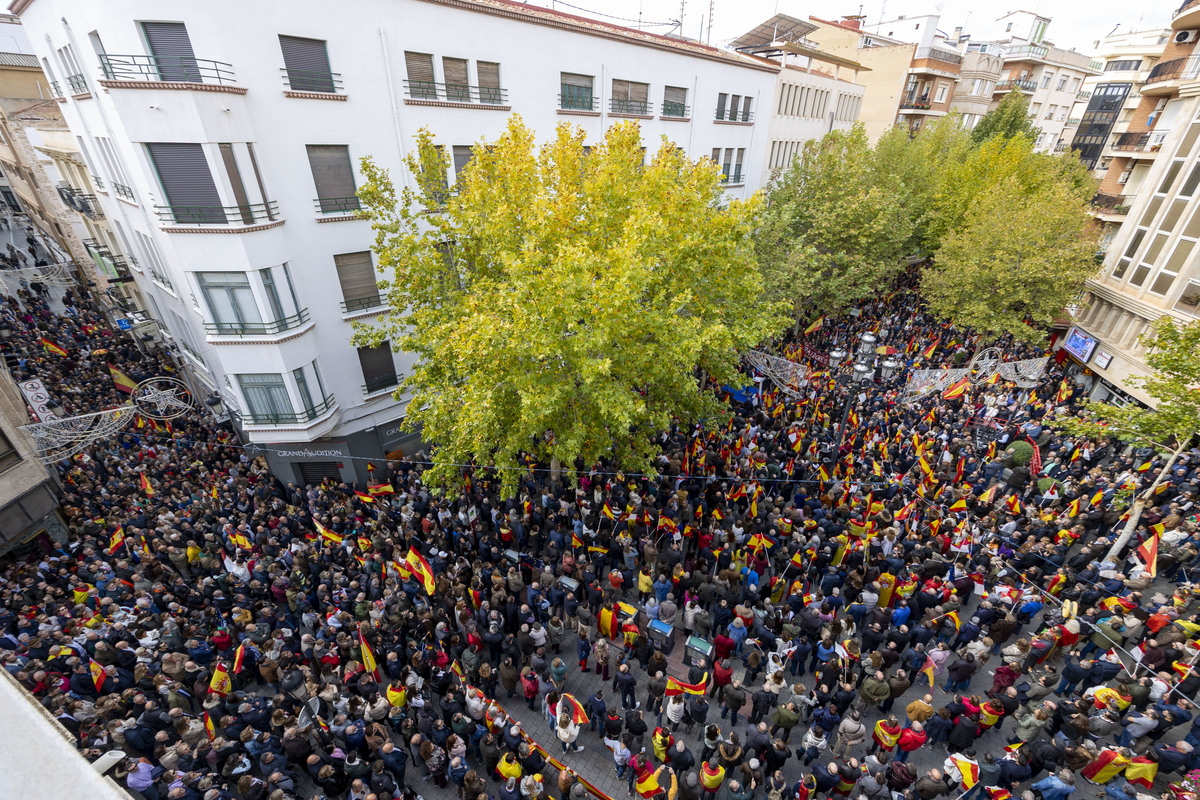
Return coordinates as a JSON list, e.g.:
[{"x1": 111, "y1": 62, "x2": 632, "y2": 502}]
[{"x1": 556, "y1": 710, "x2": 583, "y2": 754}]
